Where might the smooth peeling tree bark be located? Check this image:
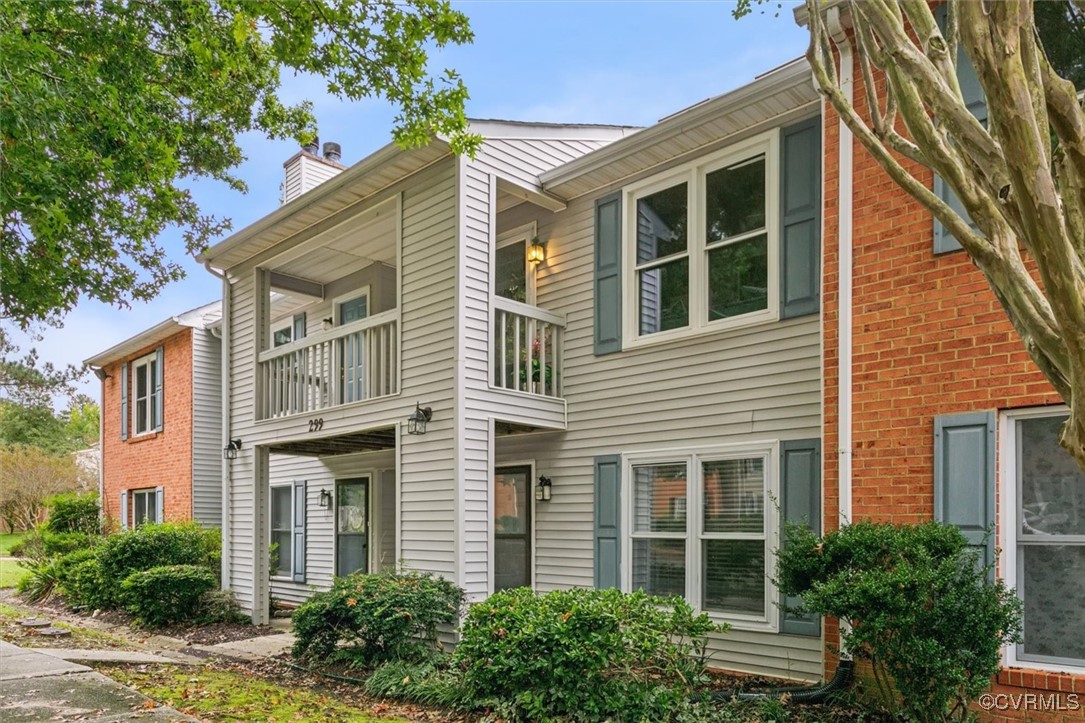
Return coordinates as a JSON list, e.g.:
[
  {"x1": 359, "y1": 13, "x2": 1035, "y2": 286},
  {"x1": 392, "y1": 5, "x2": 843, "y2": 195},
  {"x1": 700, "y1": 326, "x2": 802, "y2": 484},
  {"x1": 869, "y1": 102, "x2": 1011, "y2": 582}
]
[{"x1": 803, "y1": 0, "x2": 1085, "y2": 473}]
